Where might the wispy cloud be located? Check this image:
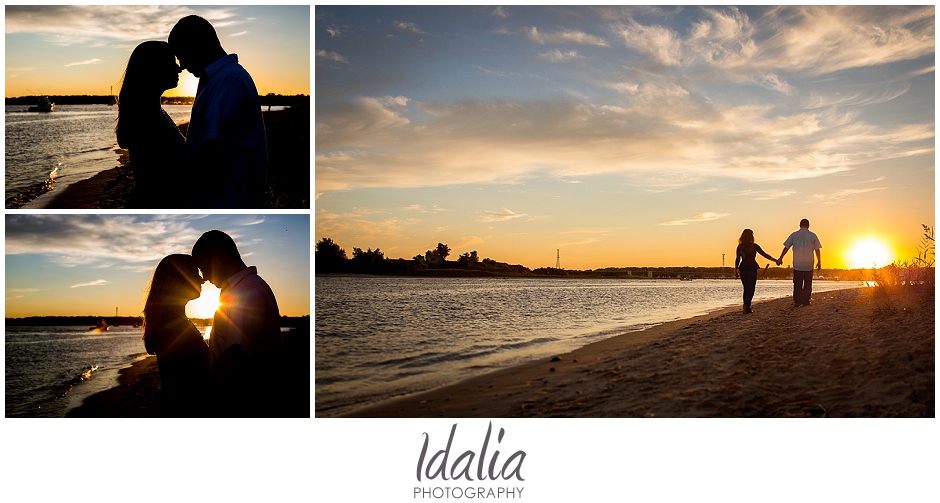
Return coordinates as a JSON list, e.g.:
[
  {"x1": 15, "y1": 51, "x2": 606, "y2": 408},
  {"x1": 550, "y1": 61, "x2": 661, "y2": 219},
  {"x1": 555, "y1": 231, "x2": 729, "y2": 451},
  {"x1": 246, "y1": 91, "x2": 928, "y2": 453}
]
[
  {"x1": 64, "y1": 58, "x2": 102, "y2": 67},
  {"x1": 492, "y1": 7, "x2": 509, "y2": 19},
  {"x1": 659, "y1": 212, "x2": 730, "y2": 226},
  {"x1": 5, "y1": 215, "x2": 205, "y2": 266},
  {"x1": 535, "y1": 49, "x2": 581, "y2": 63},
  {"x1": 525, "y1": 26, "x2": 608, "y2": 46},
  {"x1": 479, "y1": 209, "x2": 527, "y2": 222},
  {"x1": 810, "y1": 187, "x2": 887, "y2": 205},
  {"x1": 70, "y1": 279, "x2": 108, "y2": 288},
  {"x1": 395, "y1": 21, "x2": 425, "y2": 35},
  {"x1": 734, "y1": 189, "x2": 798, "y2": 201},
  {"x1": 5, "y1": 5, "x2": 244, "y2": 45},
  {"x1": 316, "y1": 93, "x2": 930, "y2": 192},
  {"x1": 317, "y1": 50, "x2": 348, "y2": 64}
]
